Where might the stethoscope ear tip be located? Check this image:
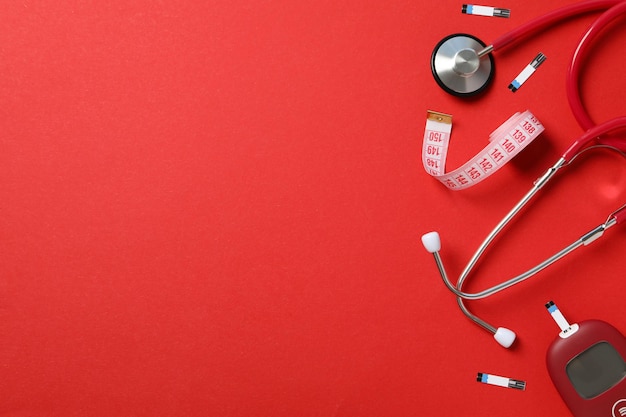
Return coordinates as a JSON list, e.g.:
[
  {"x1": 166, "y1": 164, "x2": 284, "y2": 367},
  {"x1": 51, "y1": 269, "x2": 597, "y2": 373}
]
[
  {"x1": 421, "y1": 231, "x2": 441, "y2": 253},
  {"x1": 494, "y1": 327, "x2": 517, "y2": 348}
]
